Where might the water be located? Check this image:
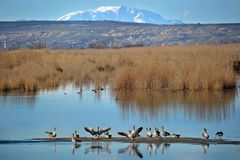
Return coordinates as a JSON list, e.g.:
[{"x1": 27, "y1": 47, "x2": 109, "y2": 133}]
[{"x1": 0, "y1": 84, "x2": 240, "y2": 159}]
